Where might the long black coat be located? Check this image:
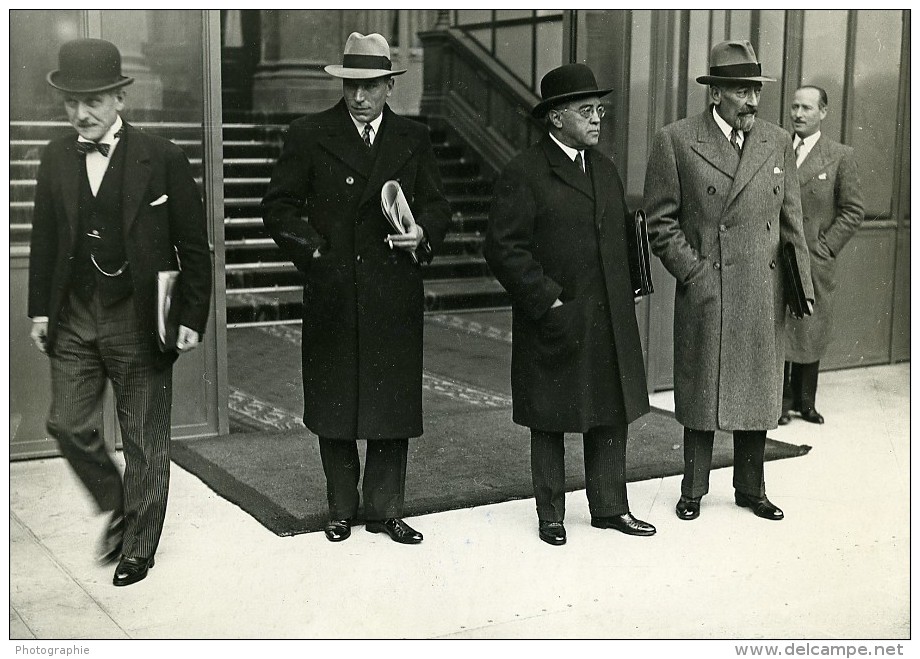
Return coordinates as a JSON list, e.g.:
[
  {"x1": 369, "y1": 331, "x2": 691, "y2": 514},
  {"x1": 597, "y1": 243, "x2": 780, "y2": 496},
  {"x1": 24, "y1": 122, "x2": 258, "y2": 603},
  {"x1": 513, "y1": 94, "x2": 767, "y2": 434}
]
[
  {"x1": 262, "y1": 101, "x2": 450, "y2": 440},
  {"x1": 28, "y1": 124, "x2": 212, "y2": 368},
  {"x1": 485, "y1": 137, "x2": 650, "y2": 432}
]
